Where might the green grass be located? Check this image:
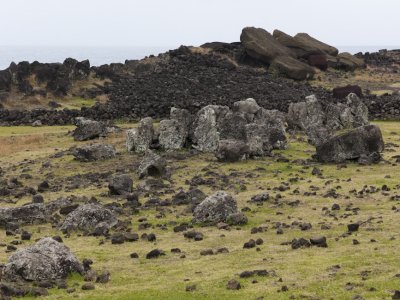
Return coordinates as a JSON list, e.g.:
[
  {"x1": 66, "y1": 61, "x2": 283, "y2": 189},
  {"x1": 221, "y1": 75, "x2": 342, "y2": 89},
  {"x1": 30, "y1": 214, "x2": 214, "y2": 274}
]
[{"x1": 1, "y1": 121, "x2": 400, "y2": 299}]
